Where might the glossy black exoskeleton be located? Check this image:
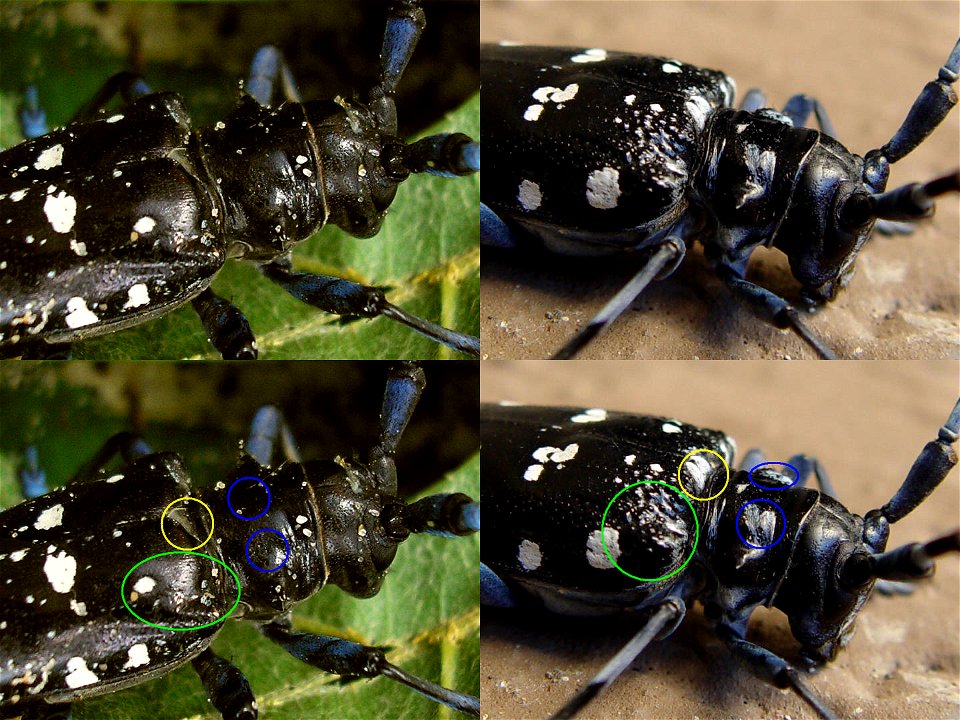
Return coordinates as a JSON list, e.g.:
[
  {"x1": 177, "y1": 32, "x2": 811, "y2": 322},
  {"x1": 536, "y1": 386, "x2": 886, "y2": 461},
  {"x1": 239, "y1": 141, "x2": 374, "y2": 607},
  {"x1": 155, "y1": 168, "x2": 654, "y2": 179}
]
[
  {"x1": 481, "y1": 38, "x2": 960, "y2": 359},
  {"x1": 0, "y1": 364, "x2": 480, "y2": 720},
  {"x1": 0, "y1": 1, "x2": 480, "y2": 360},
  {"x1": 481, "y1": 401, "x2": 960, "y2": 719}
]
